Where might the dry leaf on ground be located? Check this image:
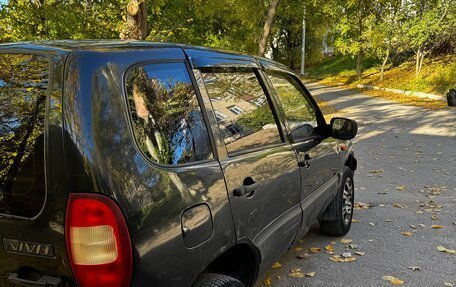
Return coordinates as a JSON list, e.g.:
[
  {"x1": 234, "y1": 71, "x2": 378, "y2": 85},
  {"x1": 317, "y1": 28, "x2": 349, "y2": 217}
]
[
  {"x1": 289, "y1": 268, "x2": 304, "y2": 278},
  {"x1": 431, "y1": 225, "x2": 444, "y2": 229},
  {"x1": 383, "y1": 275, "x2": 405, "y2": 285},
  {"x1": 329, "y1": 255, "x2": 357, "y2": 263},
  {"x1": 354, "y1": 251, "x2": 365, "y2": 256},
  {"x1": 263, "y1": 277, "x2": 272, "y2": 286},
  {"x1": 272, "y1": 262, "x2": 282, "y2": 269},
  {"x1": 354, "y1": 202, "x2": 371, "y2": 210},
  {"x1": 340, "y1": 239, "x2": 353, "y2": 244},
  {"x1": 396, "y1": 185, "x2": 406, "y2": 191},
  {"x1": 309, "y1": 247, "x2": 321, "y2": 253},
  {"x1": 437, "y1": 246, "x2": 456, "y2": 254},
  {"x1": 305, "y1": 272, "x2": 316, "y2": 277},
  {"x1": 325, "y1": 244, "x2": 334, "y2": 253},
  {"x1": 408, "y1": 266, "x2": 422, "y2": 271},
  {"x1": 297, "y1": 253, "x2": 311, "y2": 260},
  {"x1": 402, "y1": 231, "x2": 413, "y2": 236}
]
